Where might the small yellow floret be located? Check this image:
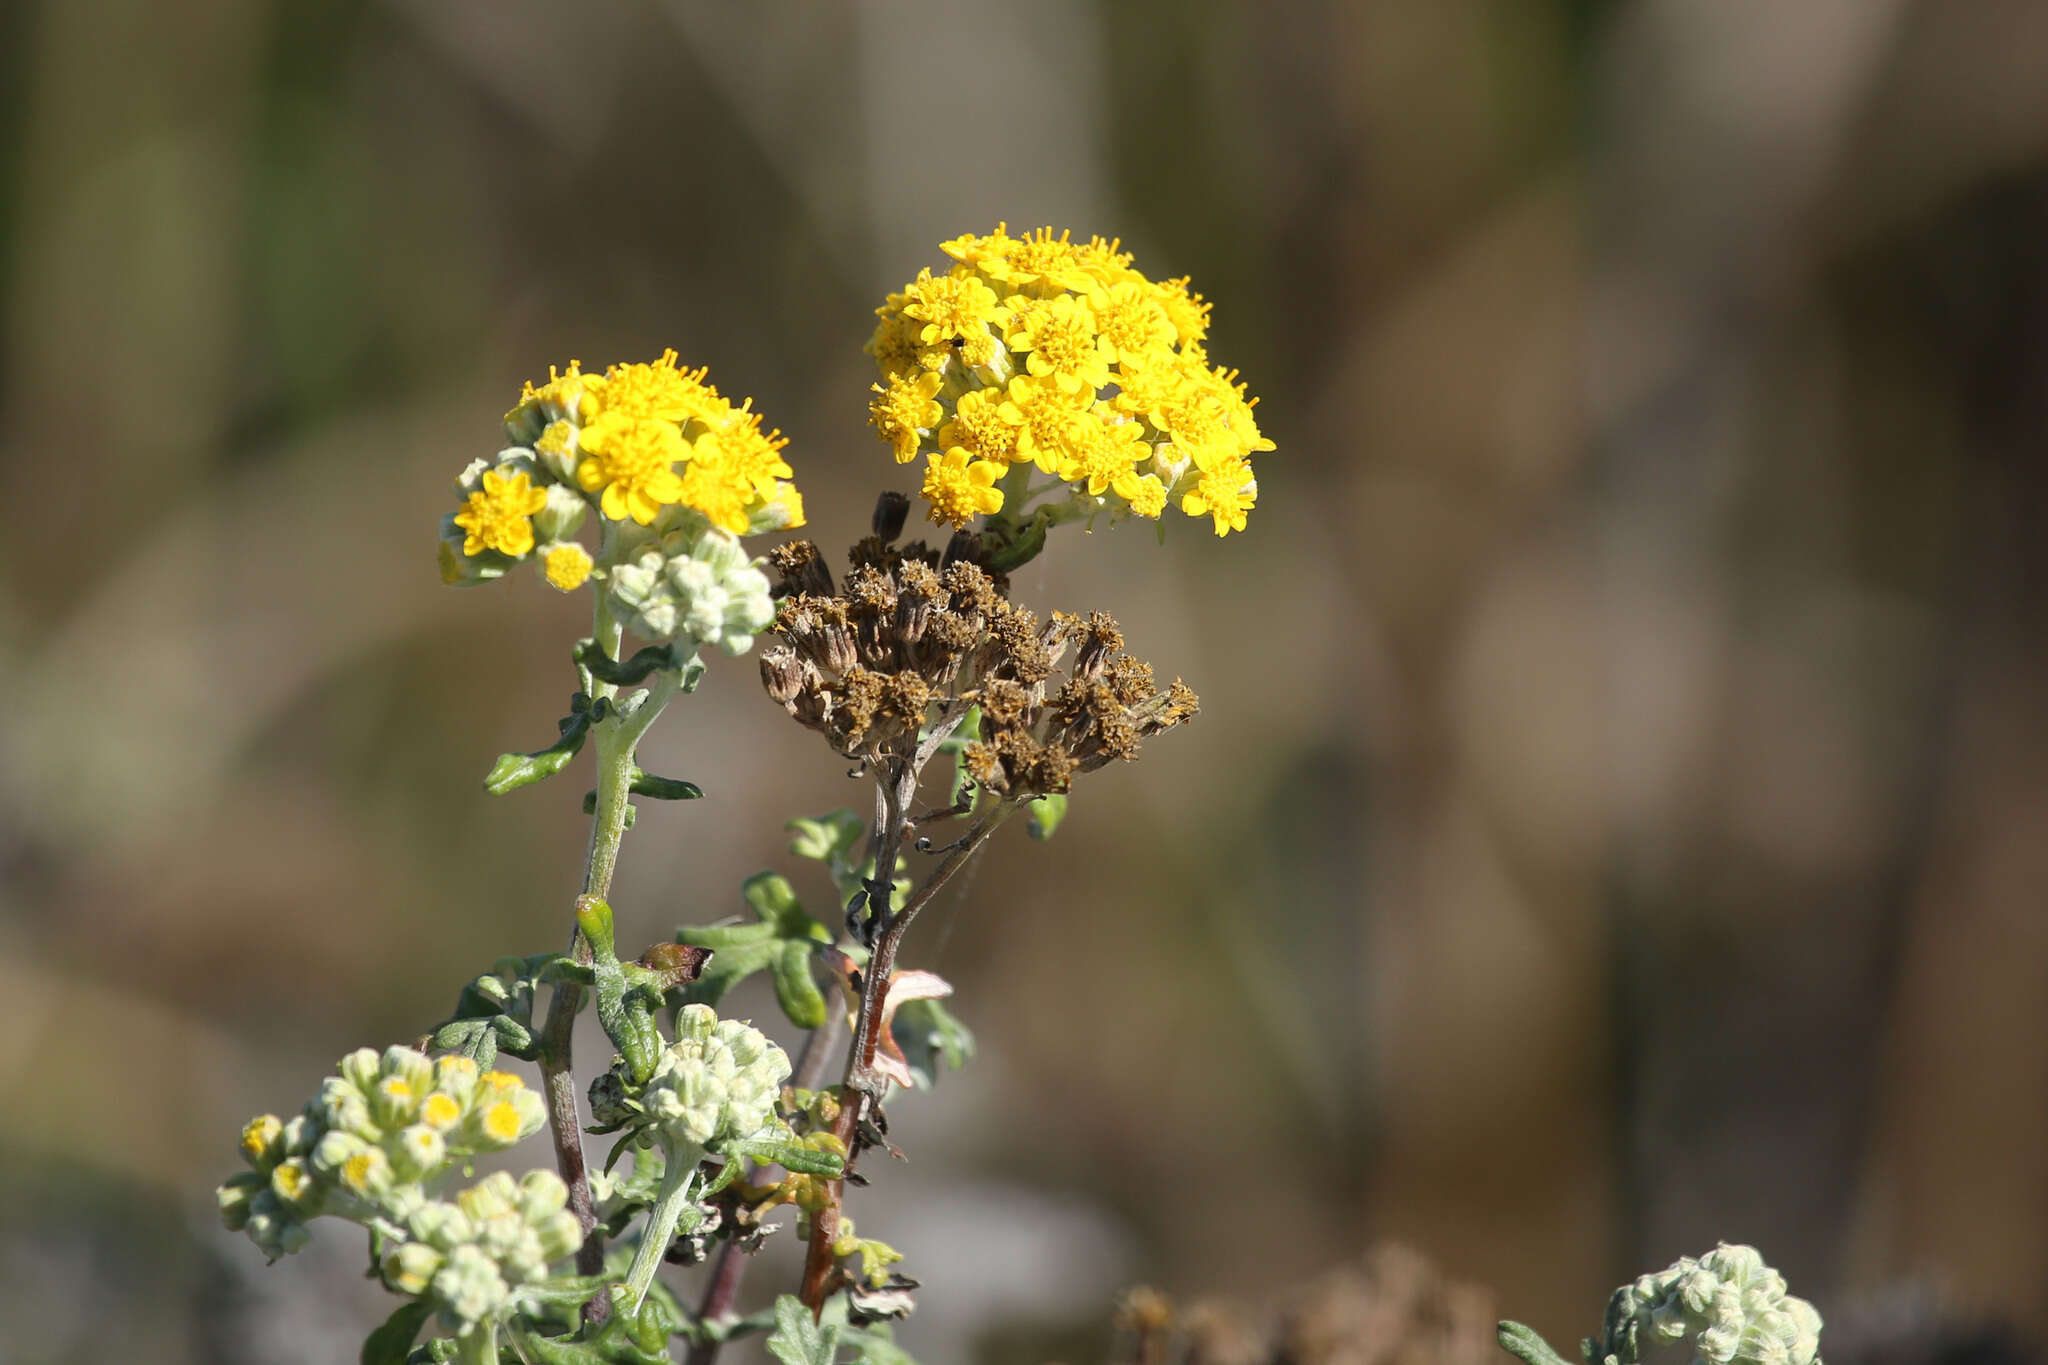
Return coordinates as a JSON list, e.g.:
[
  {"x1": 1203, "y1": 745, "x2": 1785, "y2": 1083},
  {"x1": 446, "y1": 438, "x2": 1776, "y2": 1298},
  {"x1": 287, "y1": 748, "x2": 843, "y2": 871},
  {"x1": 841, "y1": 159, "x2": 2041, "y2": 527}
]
[
  {"x1": 420, "y1": 1093, "x2": 462, "y2": 1129},
  {"x1": 480, "y1": 1100, "x2": 524, "y2": 1143},
  {"x1": 543, "y1": 542, "x2": 594, "y2": 592},
  {"x1": 901, "y1": 268, "x2": 1000, "y2": 348},
  {"x1": 1002, "y1": 292, "x2": 1110, "y2": 395},
  {"x1": 480, "y1": 1070, "x2": 523, "y2": 1095},
  {"x1": 453, "y1": 469, "x2": 549, "y2": 558},
  {"x1": 1181, "y1": 454, "x2": 1257, "y2": 536},
  {"x1": 869, "y1": 371, "x2": 944, "y2": 463},
  {"x1": 575, "y1": 411, "x2": 686, "y2": 524},
  {"x1": 378, "y1": 1077, "x2": 414, "y2": 1103},
  {"x1": 342, "y1": 1151, "x2": 380, "y2": 1193},
  {"x1": 240, "y1": 1114, "x2": 282, "y2": 1164},
  {"x1": 921, "y1": 447, "x2": 1005, "y2": 528},
  {"x1": 271, "y1": 1160, "x2": 309, "y2": 1202}
]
